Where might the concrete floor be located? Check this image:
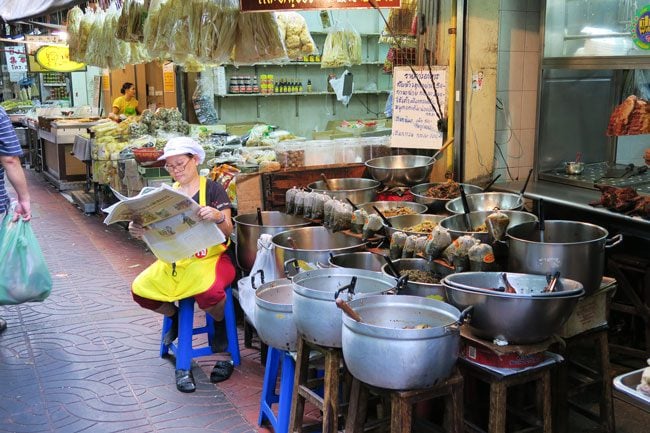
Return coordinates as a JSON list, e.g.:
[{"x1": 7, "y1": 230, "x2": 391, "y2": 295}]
[{"x1": 0, "y1": 170, "x2": 647, "y2": 432}]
